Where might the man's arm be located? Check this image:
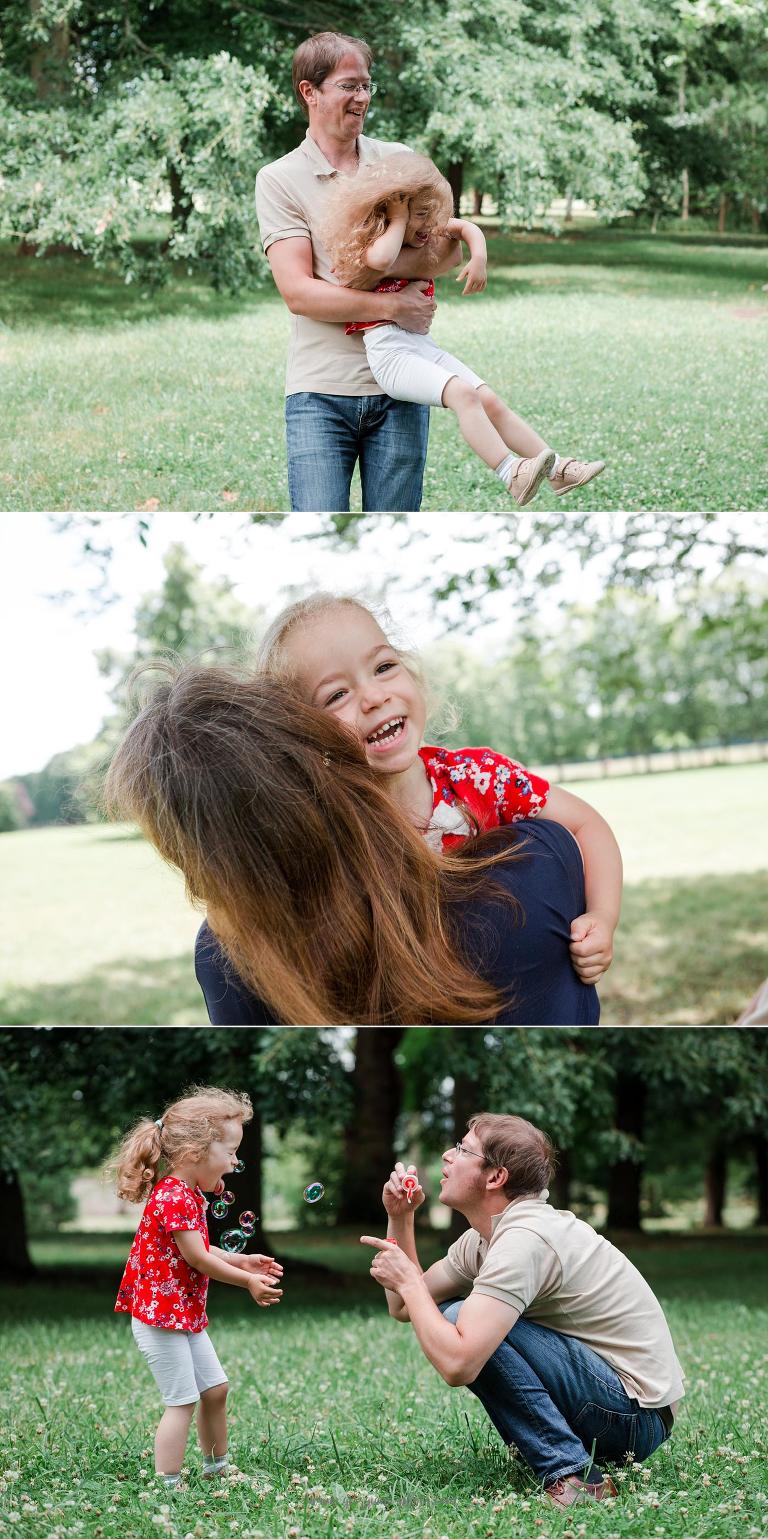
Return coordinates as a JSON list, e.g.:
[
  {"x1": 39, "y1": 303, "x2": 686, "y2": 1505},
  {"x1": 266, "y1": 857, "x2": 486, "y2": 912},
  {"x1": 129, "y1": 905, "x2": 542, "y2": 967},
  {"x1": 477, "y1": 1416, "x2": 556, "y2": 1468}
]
[
  {"x1": 363, "y1": 1236, "x2": 519, "y2": 1384},
  {"x1": 267, "y1": 238, "x2": 437, "y2": 333}
]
